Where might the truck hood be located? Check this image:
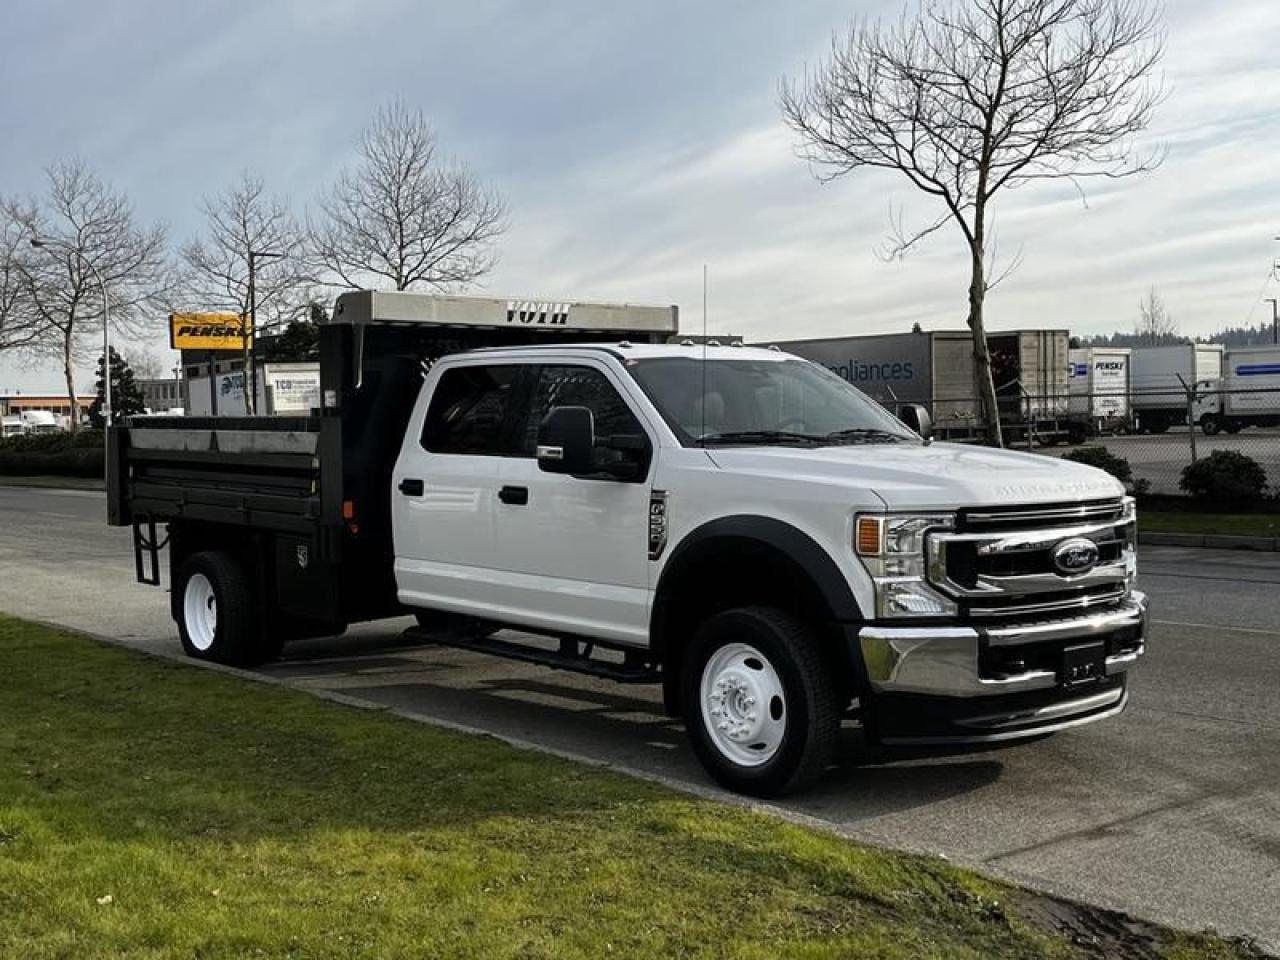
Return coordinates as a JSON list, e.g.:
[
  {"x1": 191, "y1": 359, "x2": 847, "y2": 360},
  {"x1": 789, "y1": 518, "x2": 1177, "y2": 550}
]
[{"x1": 705, "y1": 441, "x2": 1123, "y2": 510}]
